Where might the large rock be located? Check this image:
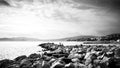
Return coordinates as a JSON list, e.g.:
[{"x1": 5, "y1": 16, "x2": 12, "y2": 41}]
[
  {"x1": 0, "y1": 59, "x2": 14, "y2": 68},
  {"x1": 38, "y1": 43, "x2": 62, "y2": 51},
  {"x1": 20, "y1": 58, "x2": 32, "y2": 68},
  {"x1": 14, "y1": 55, "x2": 27, "y2": 63},
  {"x1": 28, "y1": 53, "x2": 41, "y2": 59}
]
